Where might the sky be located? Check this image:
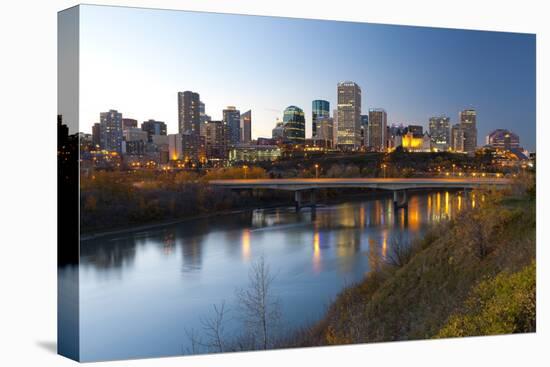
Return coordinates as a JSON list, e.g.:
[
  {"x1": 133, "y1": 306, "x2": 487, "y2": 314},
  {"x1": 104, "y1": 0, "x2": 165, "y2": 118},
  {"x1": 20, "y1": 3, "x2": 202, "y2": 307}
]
[{"x1": 78, "y1": 4, "x2": 536, "y2": 151}]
